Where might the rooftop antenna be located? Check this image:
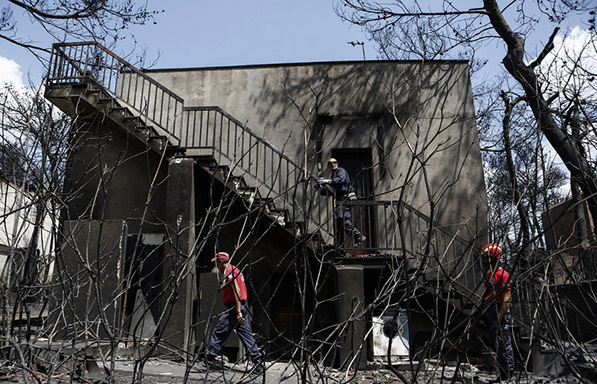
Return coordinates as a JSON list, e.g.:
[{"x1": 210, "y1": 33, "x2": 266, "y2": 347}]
[{"x1": 347, "y1": 41, "x2": 366, "y2": 61}]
